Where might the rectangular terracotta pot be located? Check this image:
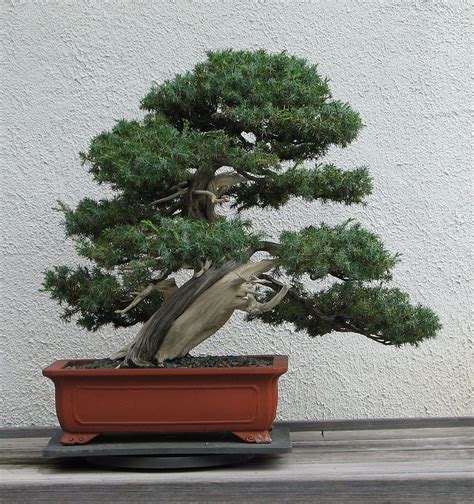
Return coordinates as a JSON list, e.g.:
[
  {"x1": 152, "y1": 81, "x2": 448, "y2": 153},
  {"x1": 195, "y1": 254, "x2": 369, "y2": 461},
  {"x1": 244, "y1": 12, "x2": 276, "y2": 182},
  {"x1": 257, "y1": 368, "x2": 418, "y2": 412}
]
[{"x1": 43, "y1": 355, "x2": 288, "y2": 444}]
